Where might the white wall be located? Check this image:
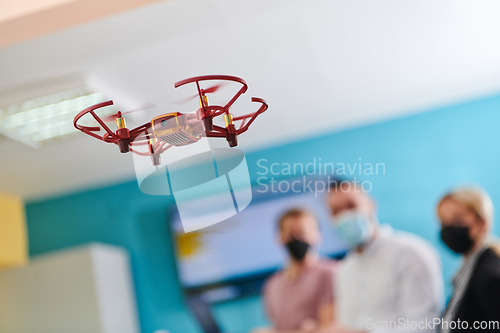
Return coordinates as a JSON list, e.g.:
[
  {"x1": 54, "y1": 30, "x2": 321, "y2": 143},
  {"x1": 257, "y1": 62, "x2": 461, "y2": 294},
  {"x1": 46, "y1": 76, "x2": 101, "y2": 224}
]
[{"x1": 0, "y1": 243, "x2": 140, "y2": 333}]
